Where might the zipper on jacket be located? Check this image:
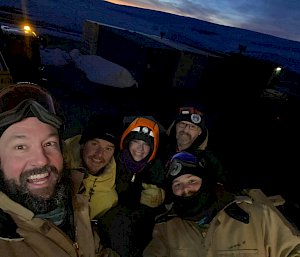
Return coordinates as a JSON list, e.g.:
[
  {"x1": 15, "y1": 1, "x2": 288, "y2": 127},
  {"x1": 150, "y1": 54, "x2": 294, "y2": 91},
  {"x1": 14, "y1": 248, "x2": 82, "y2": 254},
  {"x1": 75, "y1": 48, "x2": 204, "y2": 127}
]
[
  {"x1": 73, "y1": 242, "x2": 81, "y2": 257},
  {"x1": 73, "y1": 242, "x2": 79, "y2": 249},
  {"x1": 131, "y1": 174, "x2": 136, "y2": 182}
]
